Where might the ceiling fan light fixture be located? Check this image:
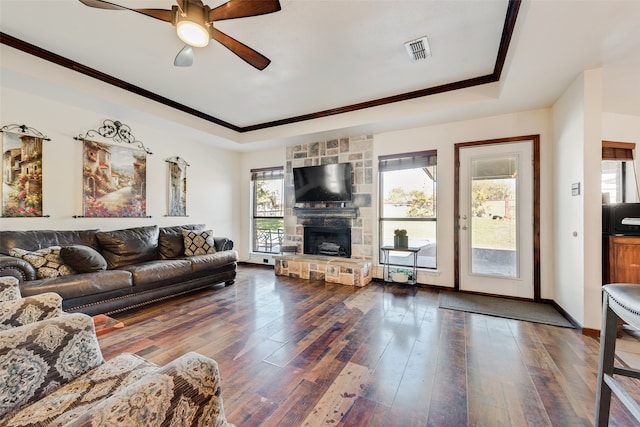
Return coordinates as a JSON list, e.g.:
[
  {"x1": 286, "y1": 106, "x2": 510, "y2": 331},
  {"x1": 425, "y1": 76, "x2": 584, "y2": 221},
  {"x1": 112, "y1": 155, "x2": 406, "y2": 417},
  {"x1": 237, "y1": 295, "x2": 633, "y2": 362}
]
[
  {"x1": 176, "y1": 18, "x2": 209, "y2": 47},
  {"x1": 173, "y1": 3, "x2": 210, "y2": 48}
]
